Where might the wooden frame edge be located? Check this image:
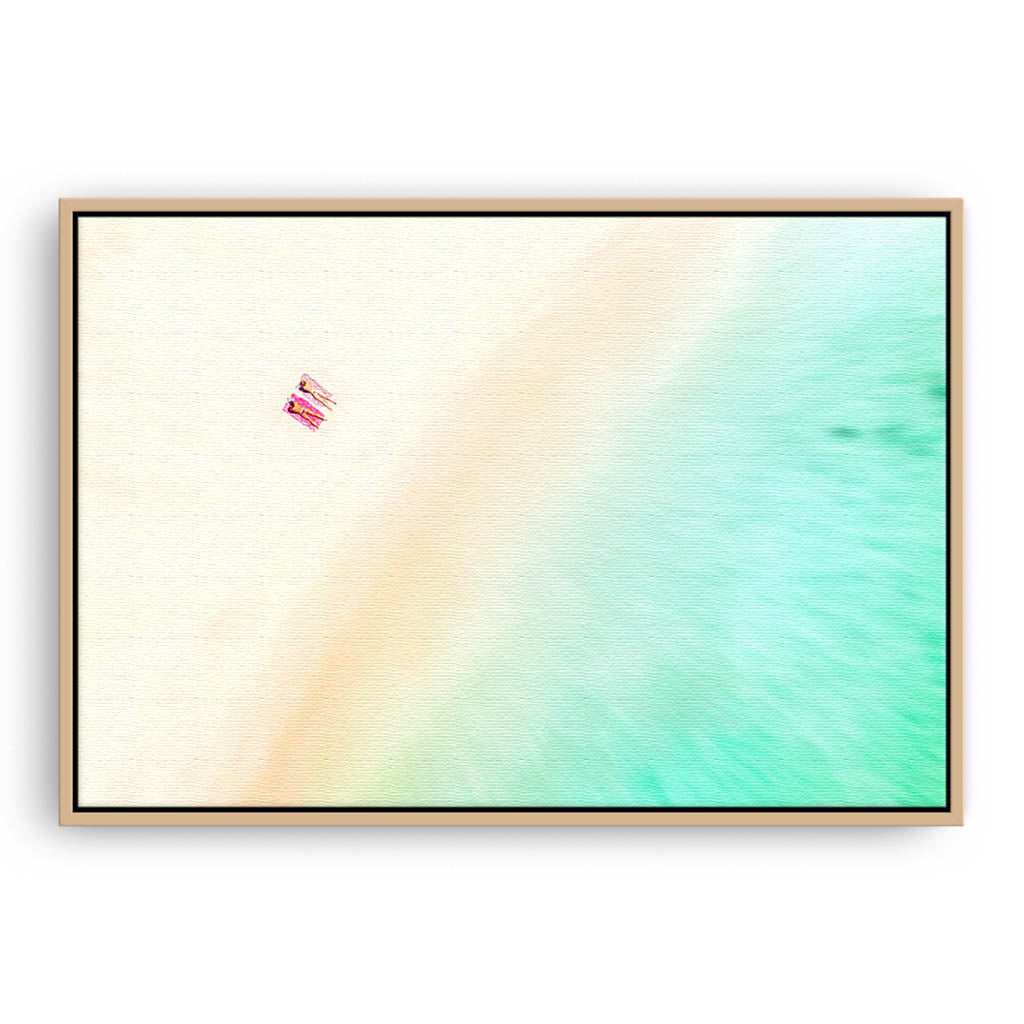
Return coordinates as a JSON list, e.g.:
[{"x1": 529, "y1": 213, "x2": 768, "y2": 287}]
[
  {"x1": 59, "y1": 810, "x2": 963, "y2": 826},
  {"x1": 59, "y1": 197, "x2": 964, "y2": 826},
  {"x1": 58, "y1": 197, "x2": 963, "y2": 214},
  {"x1": 948, "y1": 199, "x2": 964, "y2": 825},
  {"x1": 59, "y1": 199, "x2": 74, "y2": 825}
]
